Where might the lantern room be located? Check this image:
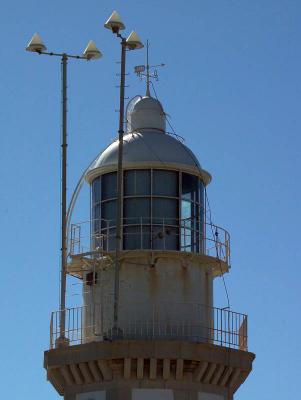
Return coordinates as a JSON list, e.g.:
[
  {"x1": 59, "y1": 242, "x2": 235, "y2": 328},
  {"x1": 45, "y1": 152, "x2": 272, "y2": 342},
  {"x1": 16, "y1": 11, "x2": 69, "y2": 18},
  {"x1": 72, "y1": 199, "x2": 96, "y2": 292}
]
[{"x1": 85, "y1": 95, "x2": 218, "y2": 257}]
